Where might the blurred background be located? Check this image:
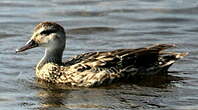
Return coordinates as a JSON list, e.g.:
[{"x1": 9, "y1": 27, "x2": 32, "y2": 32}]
[{"x1": 0, "y1": 0, "x2": 197, "y2": 109}]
